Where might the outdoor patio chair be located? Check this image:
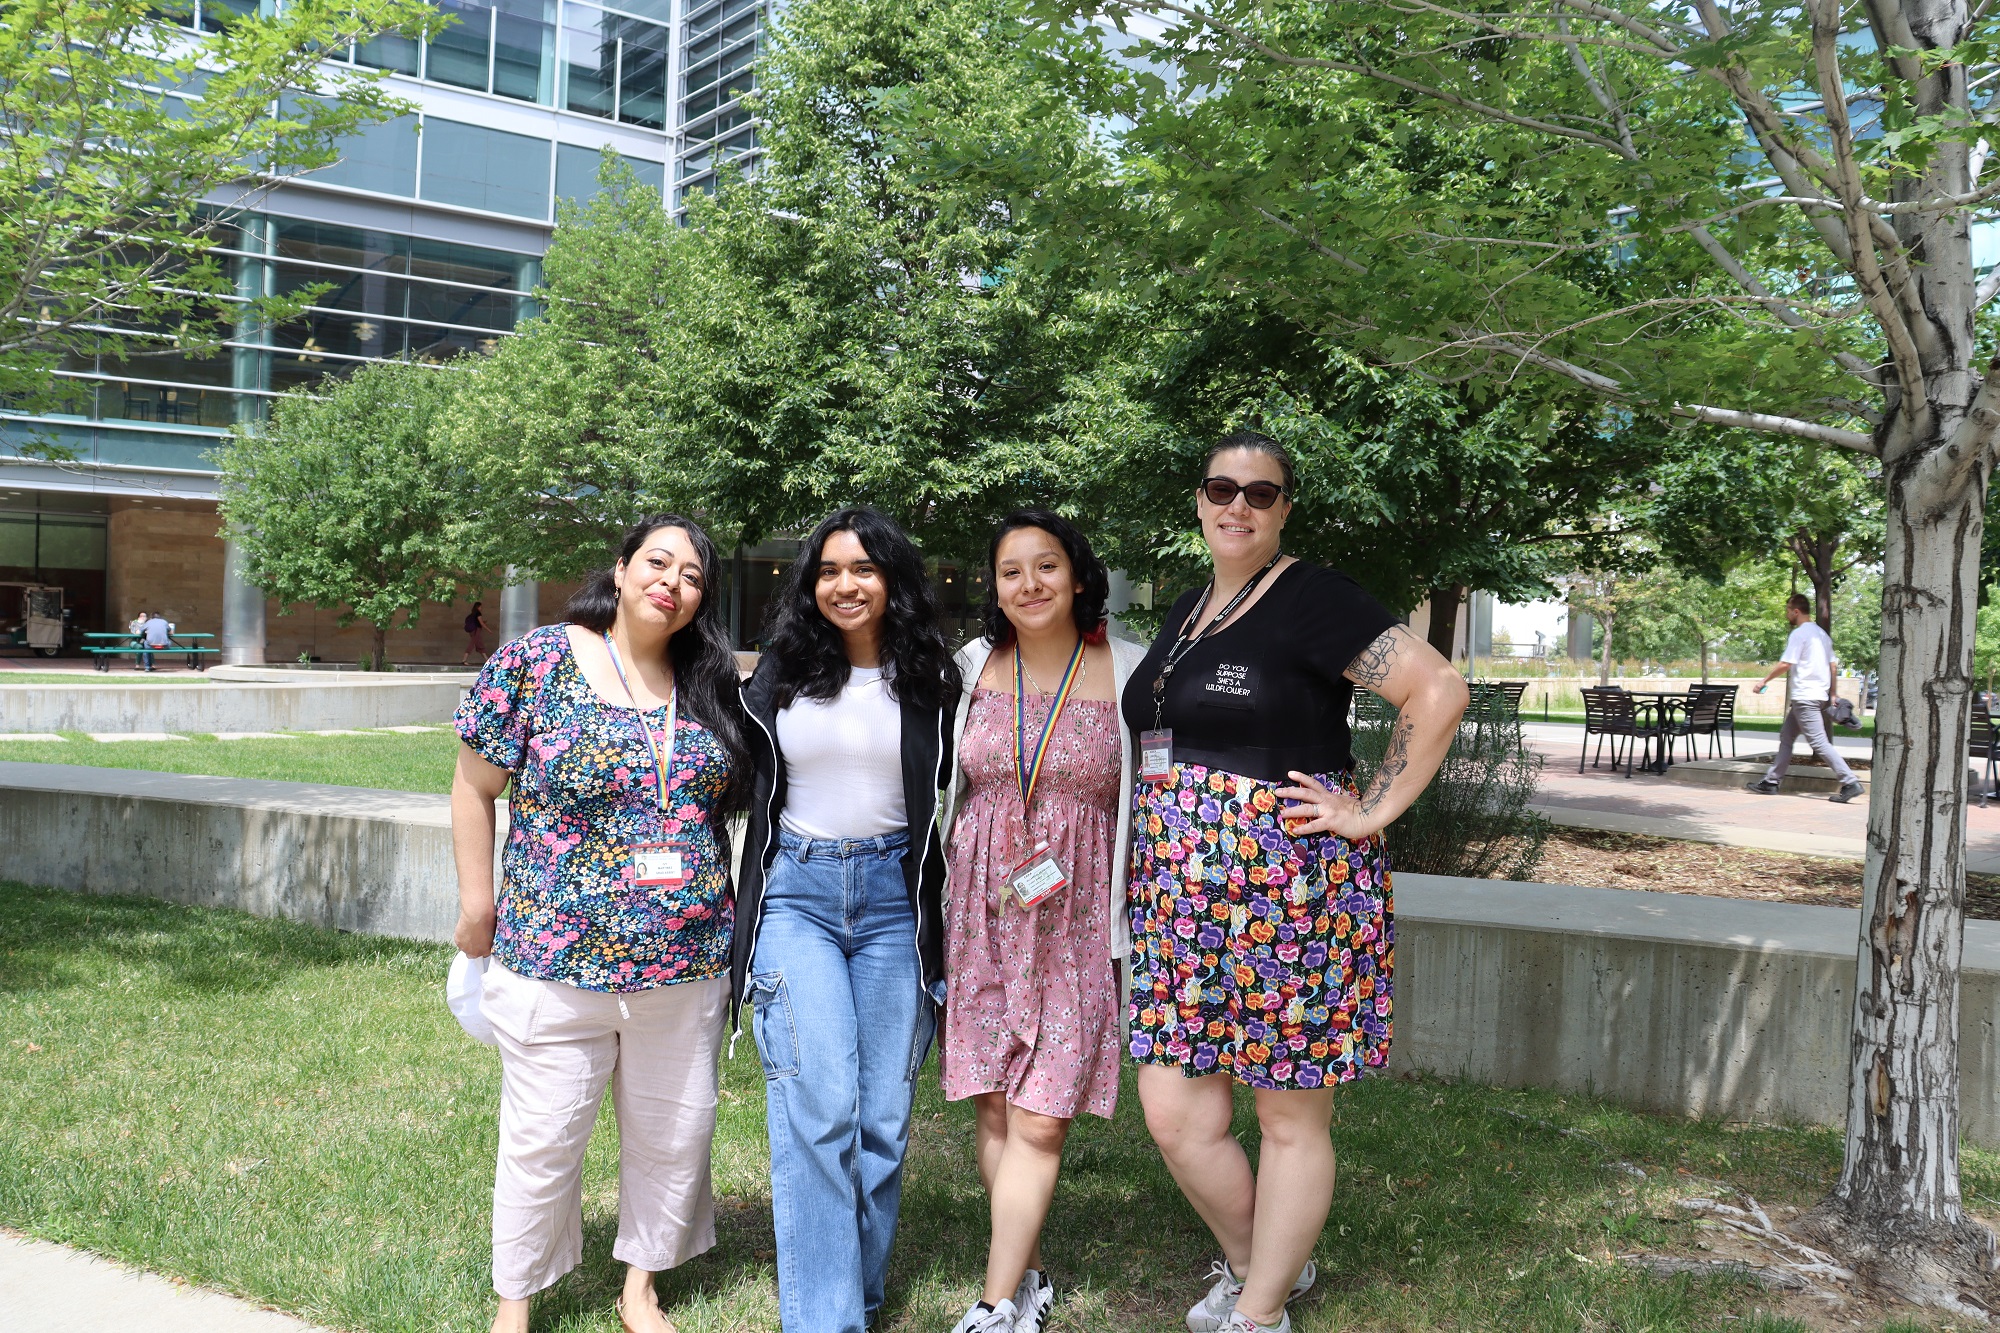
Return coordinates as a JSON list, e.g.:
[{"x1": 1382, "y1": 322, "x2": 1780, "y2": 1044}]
[
  {"x1": 1688, "y1": 683, "x2": 1740, "y2": 757},
  {"x1": 1973, "y1": 694, "x2": 1998, "y2": 807},
  {"x1": 1671, "y1": 689, "x2": 1725, "y2": 763},
  {"x1": 1580, "y1": 686, "x2": 1656, "y2": 778}
]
